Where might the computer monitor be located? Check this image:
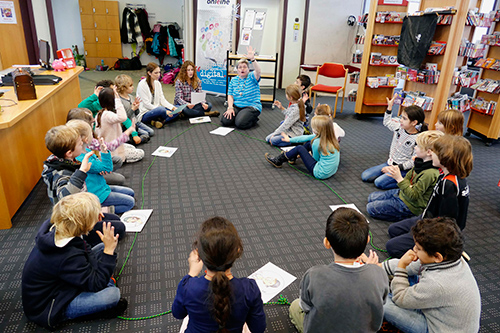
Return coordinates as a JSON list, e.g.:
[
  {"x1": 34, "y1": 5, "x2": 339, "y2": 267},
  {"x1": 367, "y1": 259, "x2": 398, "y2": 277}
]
[{"x1": 39, "y1": 39, "x2": 52, "y2": 70}]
